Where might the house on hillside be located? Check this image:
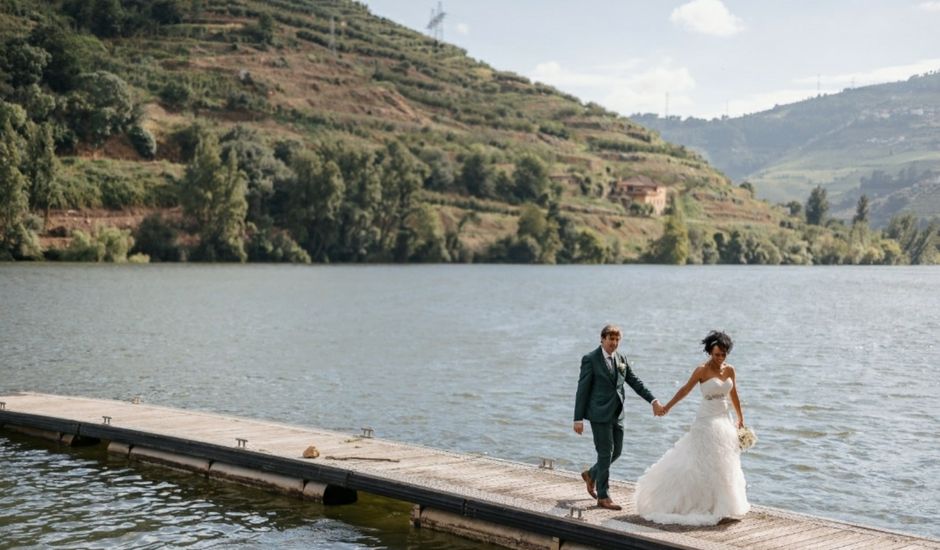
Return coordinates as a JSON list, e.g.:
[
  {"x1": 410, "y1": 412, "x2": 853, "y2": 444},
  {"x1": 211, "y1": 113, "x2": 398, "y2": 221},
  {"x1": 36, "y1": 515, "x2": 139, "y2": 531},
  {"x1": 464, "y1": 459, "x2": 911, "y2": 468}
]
[{"x1": 609, "y1": 176, "x2": 668, "y2": 215}]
